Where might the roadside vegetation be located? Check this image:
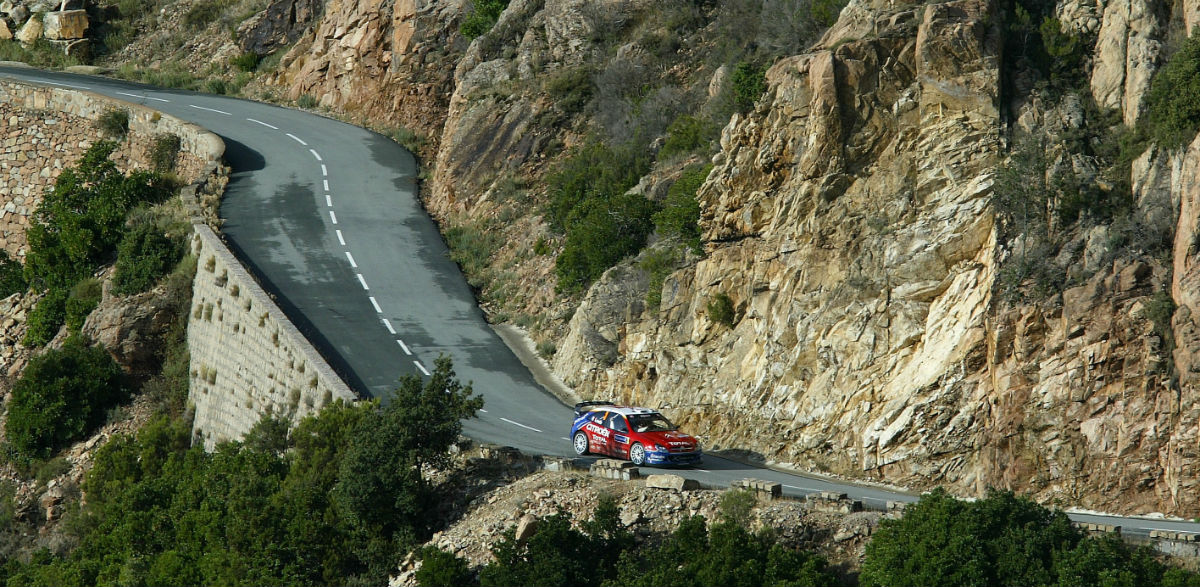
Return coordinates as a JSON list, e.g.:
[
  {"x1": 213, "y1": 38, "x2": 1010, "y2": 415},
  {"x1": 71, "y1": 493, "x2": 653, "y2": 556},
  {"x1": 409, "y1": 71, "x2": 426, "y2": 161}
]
[{"x1": 0, "y1": 357, "x2": 481, "y2": 586}]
